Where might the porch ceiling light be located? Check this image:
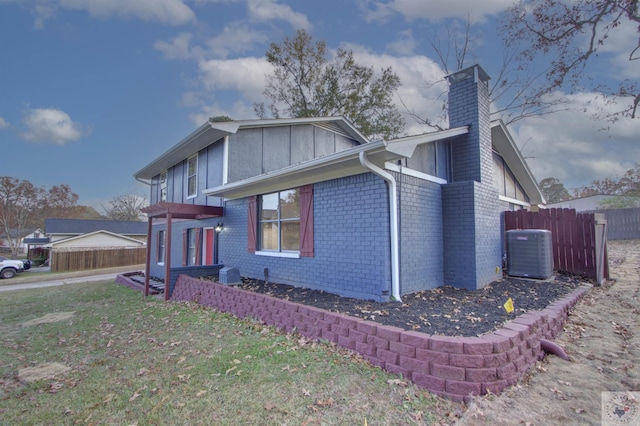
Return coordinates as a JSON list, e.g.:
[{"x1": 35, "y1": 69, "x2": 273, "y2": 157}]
[{"x1": 215, "y1": 223, "x2": 224, "y2": 233}]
